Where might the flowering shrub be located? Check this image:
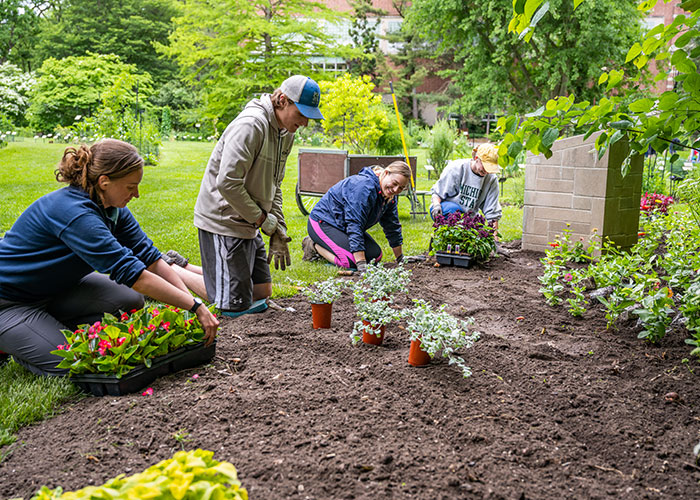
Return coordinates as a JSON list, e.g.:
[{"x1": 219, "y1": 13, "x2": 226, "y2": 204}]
[
  {"x1": 31, "y1": 449, "x2": 247, "y2": 500},
  {"x1": 298, "y1": 277, "x2": 346, "y2": 304},
  {"x1": 51, "y1": 304, "x2": 209, "y2": 378},
  {"x1": 432, "y1": 211, "x2": 496, "y2": 261},
  {"x1": 640, "y1": 192, "x2": 674, "y2": 215},
  {"x1": 0, "y1": 62, "x2": 35, "y2": 123},
  {"x1": 404, "y1": 299, "x2": 480, "y2": 377}
]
